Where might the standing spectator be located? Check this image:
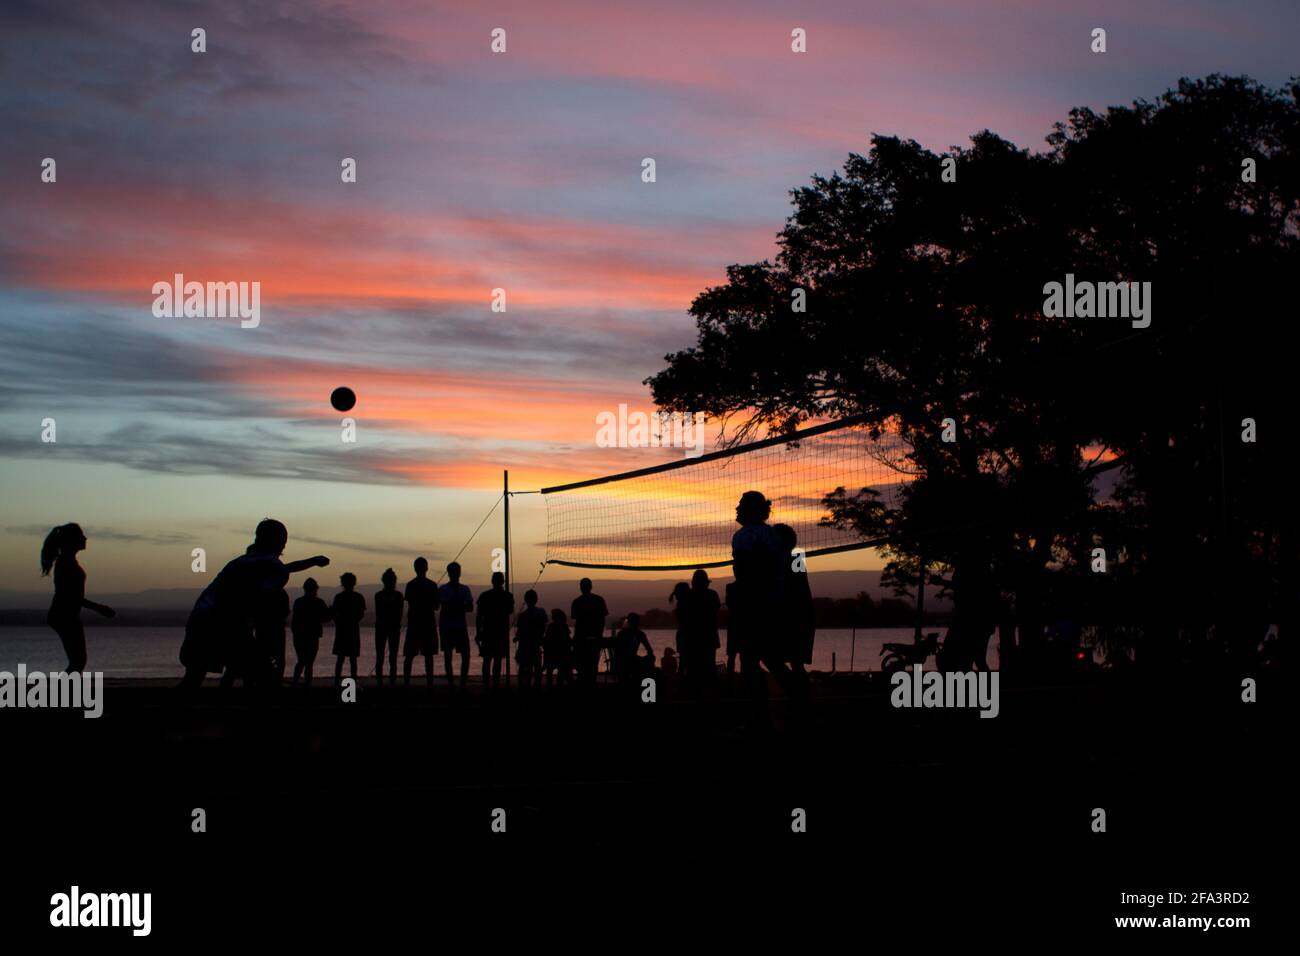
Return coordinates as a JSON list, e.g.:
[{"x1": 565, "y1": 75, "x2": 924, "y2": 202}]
[
  {"x1": 570, "y1": 578, "x2": 609, "y2": 688},
  {"x1": 514, "y1": 589, "x2": 547, "y2": 691},
  {"x1": 331, "y1": 572, "x2": 365, "y2": 687},
  {"x1": 374, "y1": 568, "x2": 404, "y2": 686},
  {"x1": 543, "y1": 609, "x2": 572, "y2": 689},
  {"x1": 438, "y1": 562, "x2": 474, "y2": 692},
  {"x1": 403, "y1": 557, "x2": 440, "y2": 688},
  {"x1": 475, "y1": 571, "x2": 513, "y2": 692},
  {"x1": 291, "y1": 577, "x2": 331, "y2": 688}
]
